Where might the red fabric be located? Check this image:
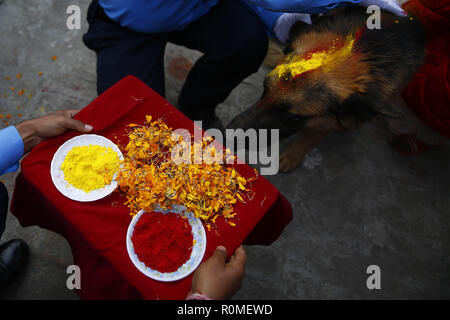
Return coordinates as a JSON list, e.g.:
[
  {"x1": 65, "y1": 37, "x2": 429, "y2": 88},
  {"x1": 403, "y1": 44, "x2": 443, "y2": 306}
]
[
  {"x1": 10, "y1": 75, "x2": 292, "y2": 300},
  {"x1": 402, "y1": 0, "x2": 450, "y2": 139}
]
